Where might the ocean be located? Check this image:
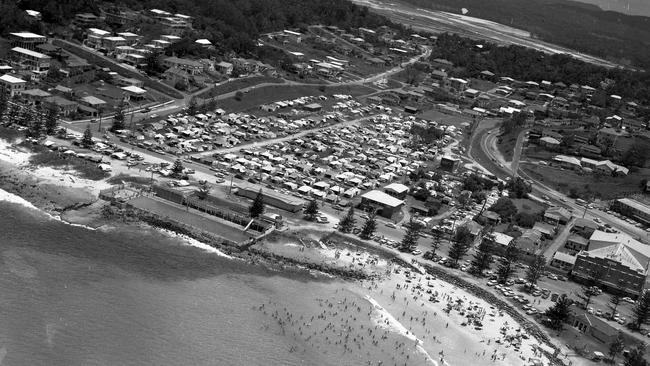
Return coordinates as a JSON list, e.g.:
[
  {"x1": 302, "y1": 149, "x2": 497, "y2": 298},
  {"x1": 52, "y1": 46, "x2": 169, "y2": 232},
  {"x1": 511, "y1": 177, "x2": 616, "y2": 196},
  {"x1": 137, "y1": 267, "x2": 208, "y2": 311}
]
[{"x1": 0, "y1": 196, "x2": 353, "y2": 366}]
